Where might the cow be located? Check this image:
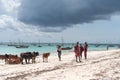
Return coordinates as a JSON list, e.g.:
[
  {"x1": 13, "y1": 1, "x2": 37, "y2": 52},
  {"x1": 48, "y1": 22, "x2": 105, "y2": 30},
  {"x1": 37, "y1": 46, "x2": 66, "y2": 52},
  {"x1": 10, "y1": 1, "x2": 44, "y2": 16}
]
[
  {"x1": 20, "y1": 52, "x2": 39, "y2": 64},
  {"x1": 31, "y1": 52, "x2": 39, "y2": 63},
  {"x1": 6, "y1": 57, "x2": 22, "y2": 64},
  {"x1": 42, "y1": 52, "x2": 50, "y2": 62},
  {"x1": 5, "y1": 54, "x2": 18, "y2": 64},
  {"x1": 0, "y1": 55, "x2": 6, "y2": 60}
]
